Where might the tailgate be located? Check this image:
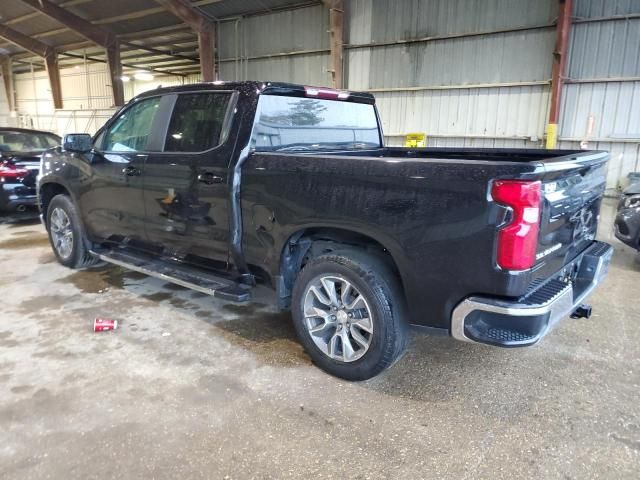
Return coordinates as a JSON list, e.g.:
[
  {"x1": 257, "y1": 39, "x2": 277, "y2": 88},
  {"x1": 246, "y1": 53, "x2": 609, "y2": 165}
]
[{"x1": 535, "y1": 151, "x2": 609, "y2": 273}]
